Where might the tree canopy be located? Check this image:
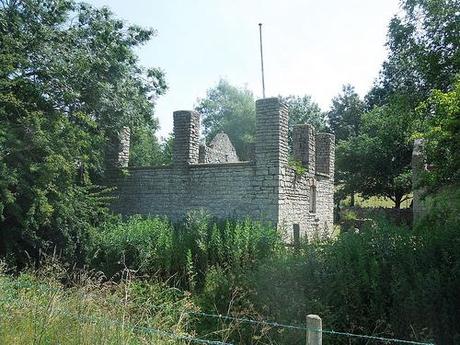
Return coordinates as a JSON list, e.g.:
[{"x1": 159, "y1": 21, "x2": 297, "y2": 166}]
[
  {"x1": 196, "y1": 79, "x2": 326, "y2": 160},
  {"x1": 333, "y1": 0, "x2": 460, "y2": 208},
  {"x1": 0, "y1": 0, "x2": 166, "y2": 266},
  {"x1": 195, "y1": 79, "x2": 256, "y2": 161}
]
